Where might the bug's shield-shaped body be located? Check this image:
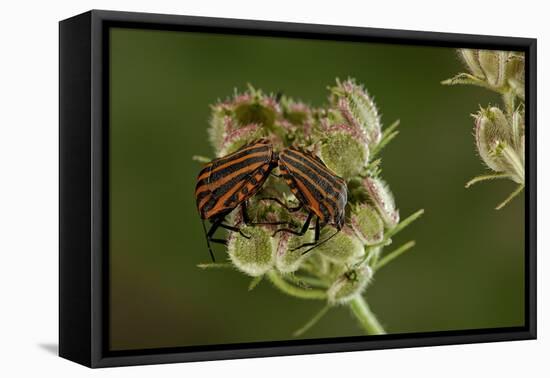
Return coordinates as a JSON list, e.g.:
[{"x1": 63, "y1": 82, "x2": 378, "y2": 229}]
[
  {"x1": 195, "y1": 139, "x2": 276, "y2": 220},
  {"x1": 278, "y1": 146, "x2": 347, "y2": 229}
]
